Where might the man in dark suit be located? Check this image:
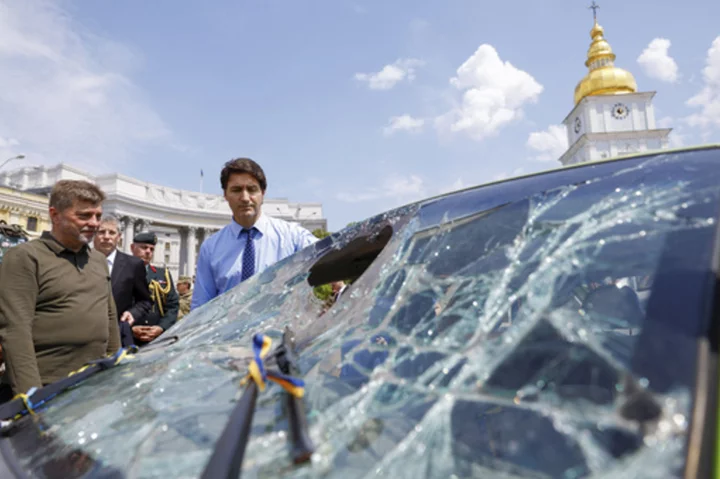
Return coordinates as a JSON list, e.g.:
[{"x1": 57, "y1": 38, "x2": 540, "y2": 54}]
[{"x1": 93, "y1": 216, "x2": 152, "y2": 347}]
